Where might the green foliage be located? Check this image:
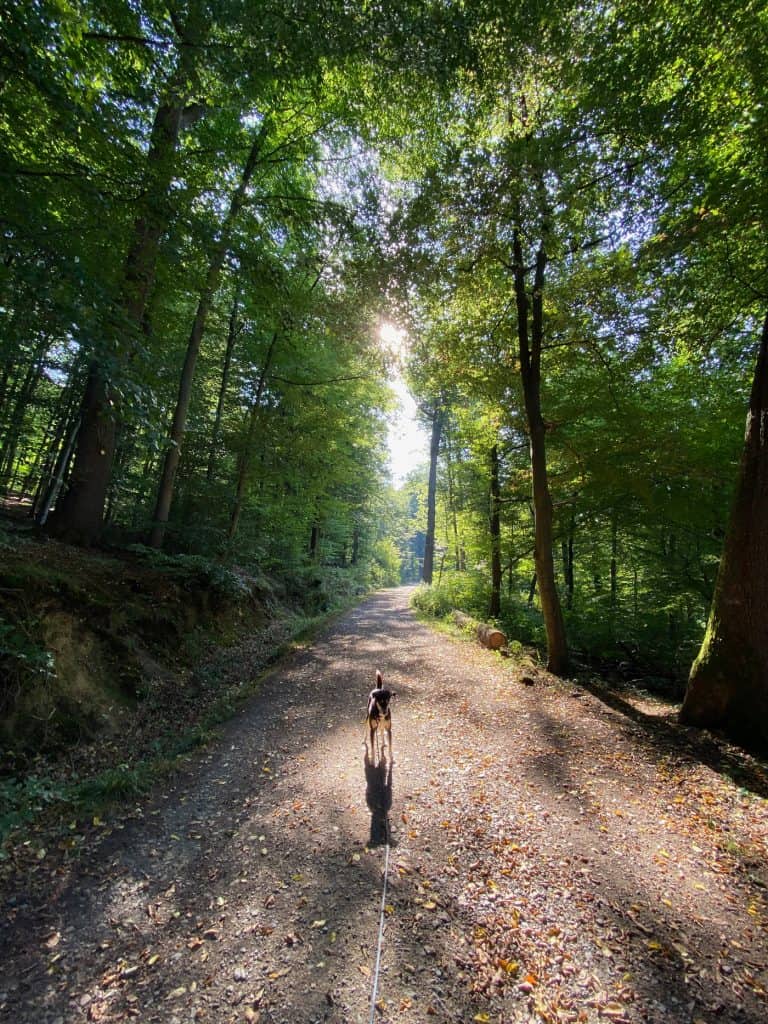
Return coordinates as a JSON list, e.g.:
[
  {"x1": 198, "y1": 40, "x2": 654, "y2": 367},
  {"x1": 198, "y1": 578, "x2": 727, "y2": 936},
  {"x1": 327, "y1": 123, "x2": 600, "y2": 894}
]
[
  {"x1": 1, "y1": 1, "x2": 765, "y2": 716},
  {"x1": 410, "y1": 572, "x2": 488, "y2": 620},
  {"x1": 125, "y1": 546, "x2": 252, "y2": 600},
  {"x1": 370, "y1": 538, "x2": 402, "y2": 588},
  {"x1": 0, "y1": 774, "x2": 70, "y2": 843},
  {"x1": 0, "y1": 615, "x2": 54, "y2": 675}
]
